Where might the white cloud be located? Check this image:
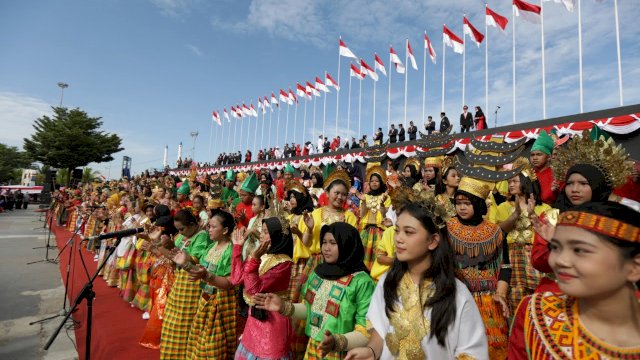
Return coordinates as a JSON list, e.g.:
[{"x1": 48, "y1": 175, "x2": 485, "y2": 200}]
[
  {"x1": 150, "y1": 0, "x2": 198, "y2": 17},
  {"x1": 186, "y1": 43, "x2": 203, "y2": 56},
  {"x1": 0, "y1": 92, "x2": 53, "y2": 149}
]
